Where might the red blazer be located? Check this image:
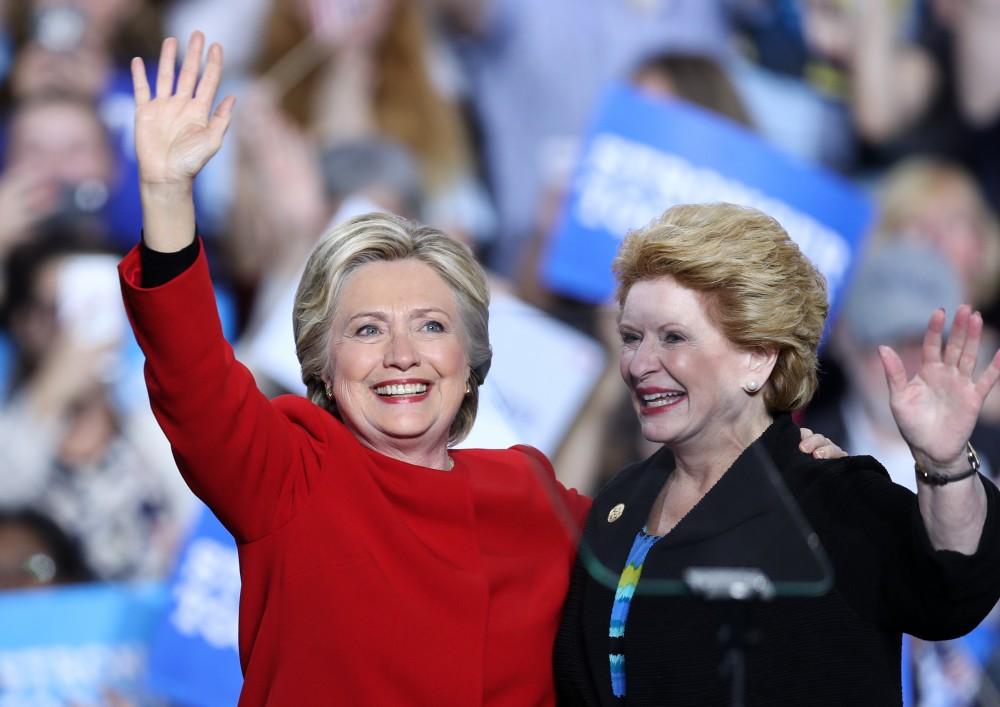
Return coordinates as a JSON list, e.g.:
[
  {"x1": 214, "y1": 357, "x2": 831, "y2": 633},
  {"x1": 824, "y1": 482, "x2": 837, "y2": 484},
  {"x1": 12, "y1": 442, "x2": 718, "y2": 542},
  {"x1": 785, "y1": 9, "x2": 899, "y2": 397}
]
[{"x1": 119, "y1": 246, "x2": 591, "y2": 706}]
